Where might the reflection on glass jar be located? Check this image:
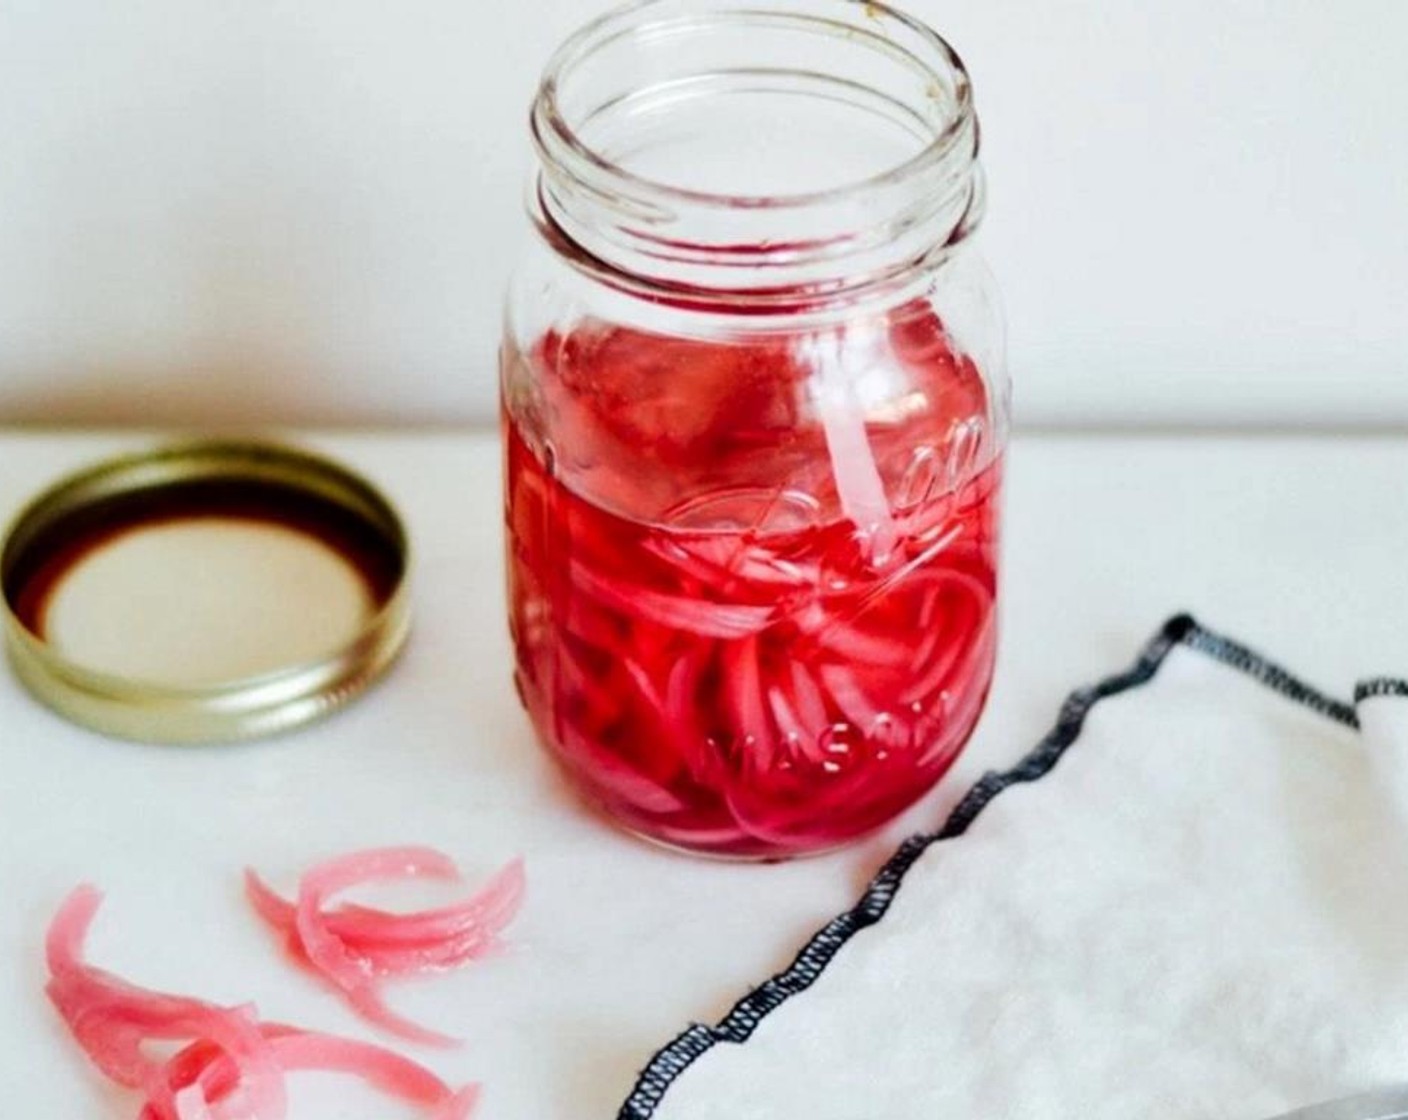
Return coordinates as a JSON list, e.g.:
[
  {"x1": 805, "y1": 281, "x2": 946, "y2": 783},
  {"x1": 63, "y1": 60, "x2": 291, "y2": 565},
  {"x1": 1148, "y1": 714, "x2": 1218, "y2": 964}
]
[{"x1": 503, "y1": 0, "x2": 1007, "y2": 858}]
